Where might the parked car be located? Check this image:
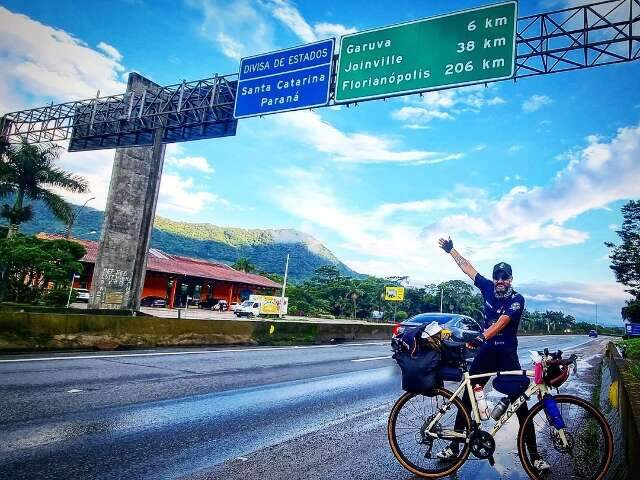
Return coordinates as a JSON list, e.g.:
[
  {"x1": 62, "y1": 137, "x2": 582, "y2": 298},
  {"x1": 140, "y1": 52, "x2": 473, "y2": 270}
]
[
  {"x1": 588, "y1": 329, "x2": 598, "y2": 338},
  {"x1": 215, "y1": 300, "x2": 228, "y2": 311},
  {"x1": 141, "y1": 296, "x2": 167, "y2": 308},
  {"x1": 199, "y1": 298, "x2": 218, "y2": 310},
  {"x1": 235, "y1": 300, "x2": 261, "y2": 318},
  {"x1": 74, "y1": 288, "x2": 90, "y2": 303},
  {"x1": 391, "y1": 313, "x2": 483, "y2": 359},
  {"x1": 230, "y1": 302, "x2": 240, "y2": 312}
]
